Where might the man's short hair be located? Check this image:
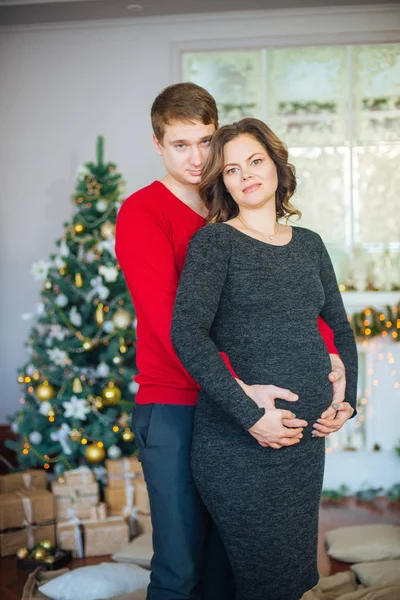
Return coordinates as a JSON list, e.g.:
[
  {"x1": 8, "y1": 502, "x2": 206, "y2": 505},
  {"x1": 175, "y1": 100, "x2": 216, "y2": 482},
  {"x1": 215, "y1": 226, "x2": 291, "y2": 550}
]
[{"x1": 151, "y1": 82, "x2": 218, "y2": 142}]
